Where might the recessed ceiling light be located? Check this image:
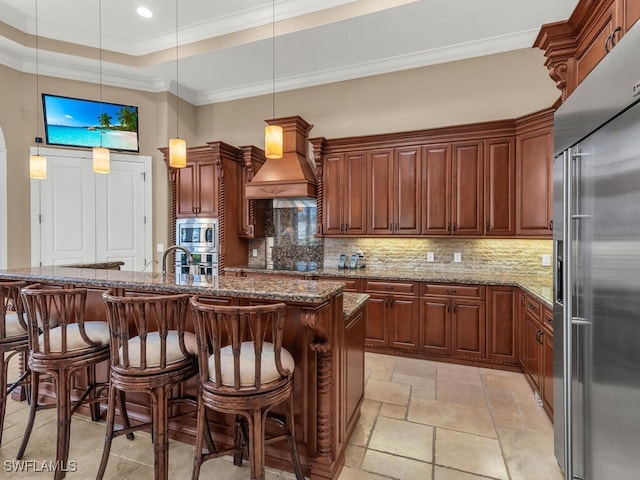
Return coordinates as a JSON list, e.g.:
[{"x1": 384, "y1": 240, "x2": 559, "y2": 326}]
[{"x1": 137, "y1": 7, "x2": 153, "y2": 18}]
